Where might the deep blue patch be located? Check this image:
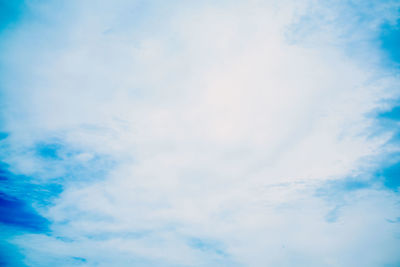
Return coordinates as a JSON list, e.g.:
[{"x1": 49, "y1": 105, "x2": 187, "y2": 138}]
[
  {"x1": 374, "y1": 100, "x2": 400, "y2": 191},
  {"x1": 0, "y1": 192, "x2": 49, "y2": 232},
  {"x1": 0, "y1": 164, "x2": 63, "y2": 206},
  {"x1": 378, "y1": 105, "x2": 400, "y2": 121},
  {"x1": 379, "y1": 17, "x2": 400, "y2": 66},
  {"x1": 0, "y1": 240, "x2": 26, "y2": 267},
  {"x1": 0, "y1": 132, "x2": 8, "y2": 140},
  {"x1": 35, "y1": 142, "x2": 63, "y2": 160},
  {"x1": 0, "y1": 0, "x2": 25, "y2": 33},
  {"x1": 377, "y1": 160, "x2": 400, "y2": 191},
  {"x1": 0, "y1": 167, "x2": 8, "y2": 181},
  {"x1": 317, "y1": 159, "x2": 400, "y2": 194}
]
